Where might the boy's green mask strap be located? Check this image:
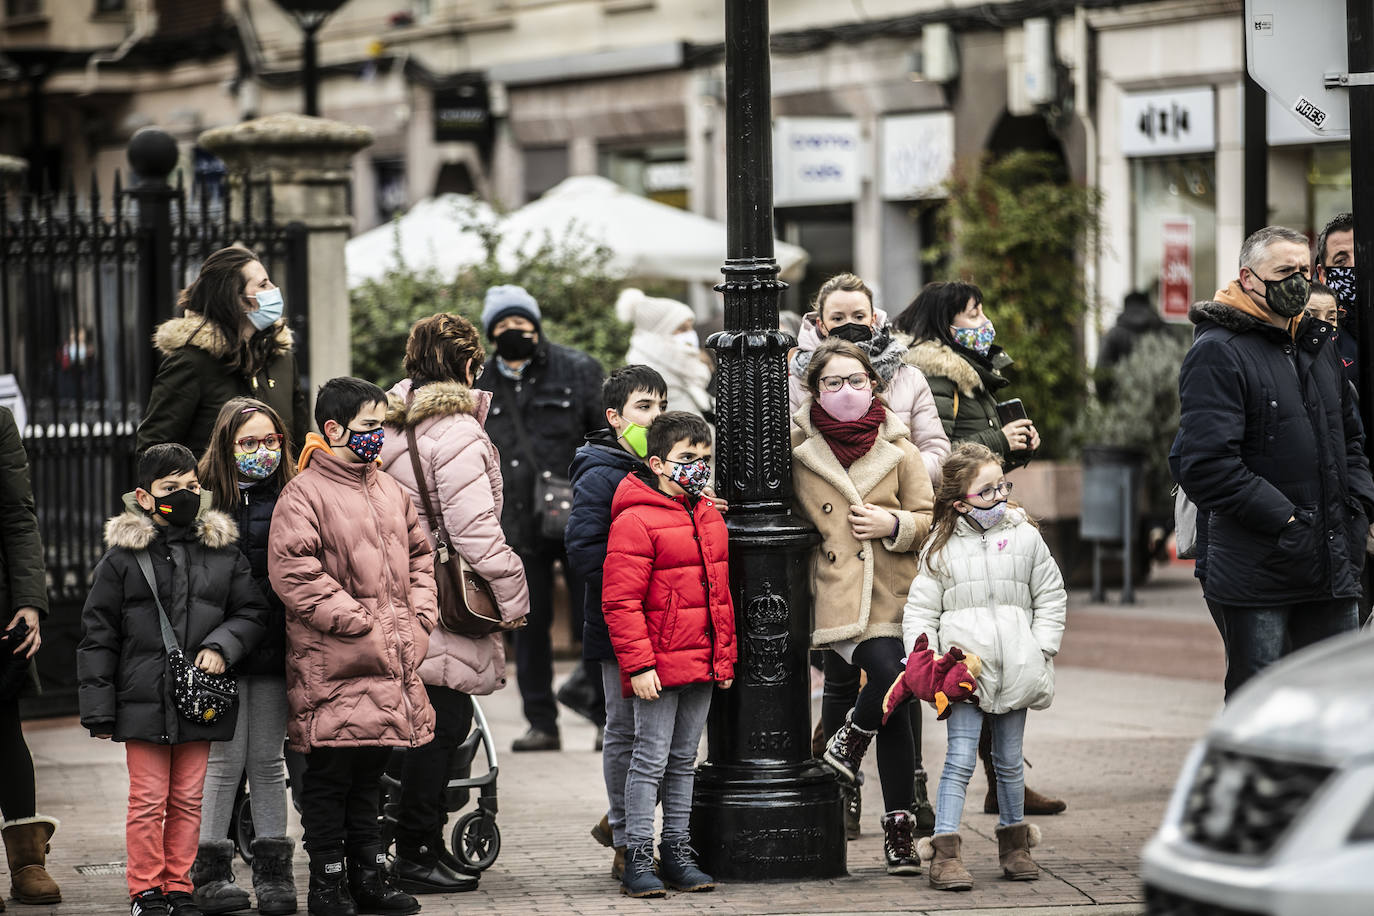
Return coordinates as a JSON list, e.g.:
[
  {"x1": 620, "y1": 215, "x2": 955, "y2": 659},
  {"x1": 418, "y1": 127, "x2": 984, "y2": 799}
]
[{"x1": 621, "y1": 422, "x2": 649, "y2": 458}]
